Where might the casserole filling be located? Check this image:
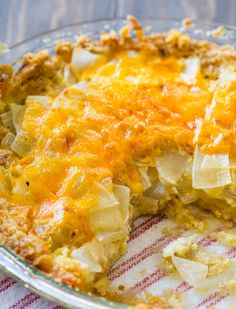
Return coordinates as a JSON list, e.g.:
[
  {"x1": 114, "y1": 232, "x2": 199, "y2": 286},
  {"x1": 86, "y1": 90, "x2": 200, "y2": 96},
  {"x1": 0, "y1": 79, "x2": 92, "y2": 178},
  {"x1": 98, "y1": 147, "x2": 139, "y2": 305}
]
[{"x1": 0, "y1": 16, "x2": 236, "y2": 303}]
